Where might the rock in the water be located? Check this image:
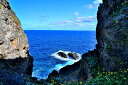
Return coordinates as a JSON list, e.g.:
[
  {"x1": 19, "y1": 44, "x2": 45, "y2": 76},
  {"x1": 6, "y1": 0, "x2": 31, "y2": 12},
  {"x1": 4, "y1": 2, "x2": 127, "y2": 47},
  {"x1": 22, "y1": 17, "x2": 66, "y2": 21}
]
[
  {"x1": 57, "y1": 52, "x2": 68, "y2": 58},
  {"x1": 68, "y1": 53, "x2": 79, "y2": 60}
]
